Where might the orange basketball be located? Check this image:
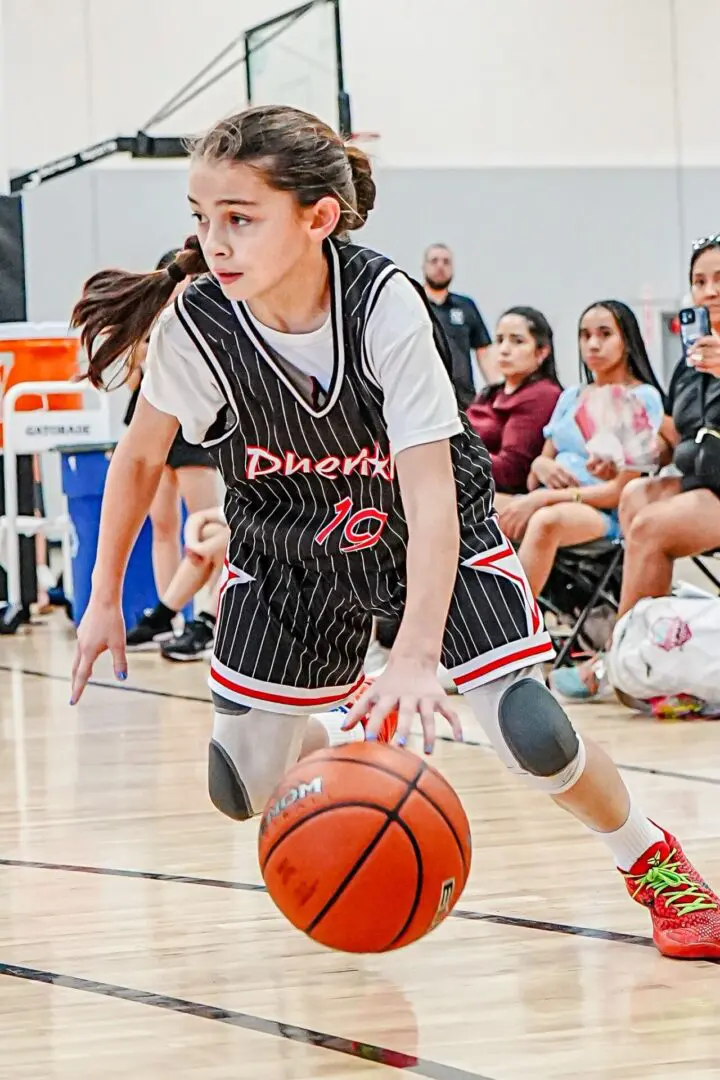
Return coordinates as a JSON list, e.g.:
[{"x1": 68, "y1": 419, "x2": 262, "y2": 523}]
[{"x1": 258, "y1": 741, "x2": 471, "y2": 953}]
